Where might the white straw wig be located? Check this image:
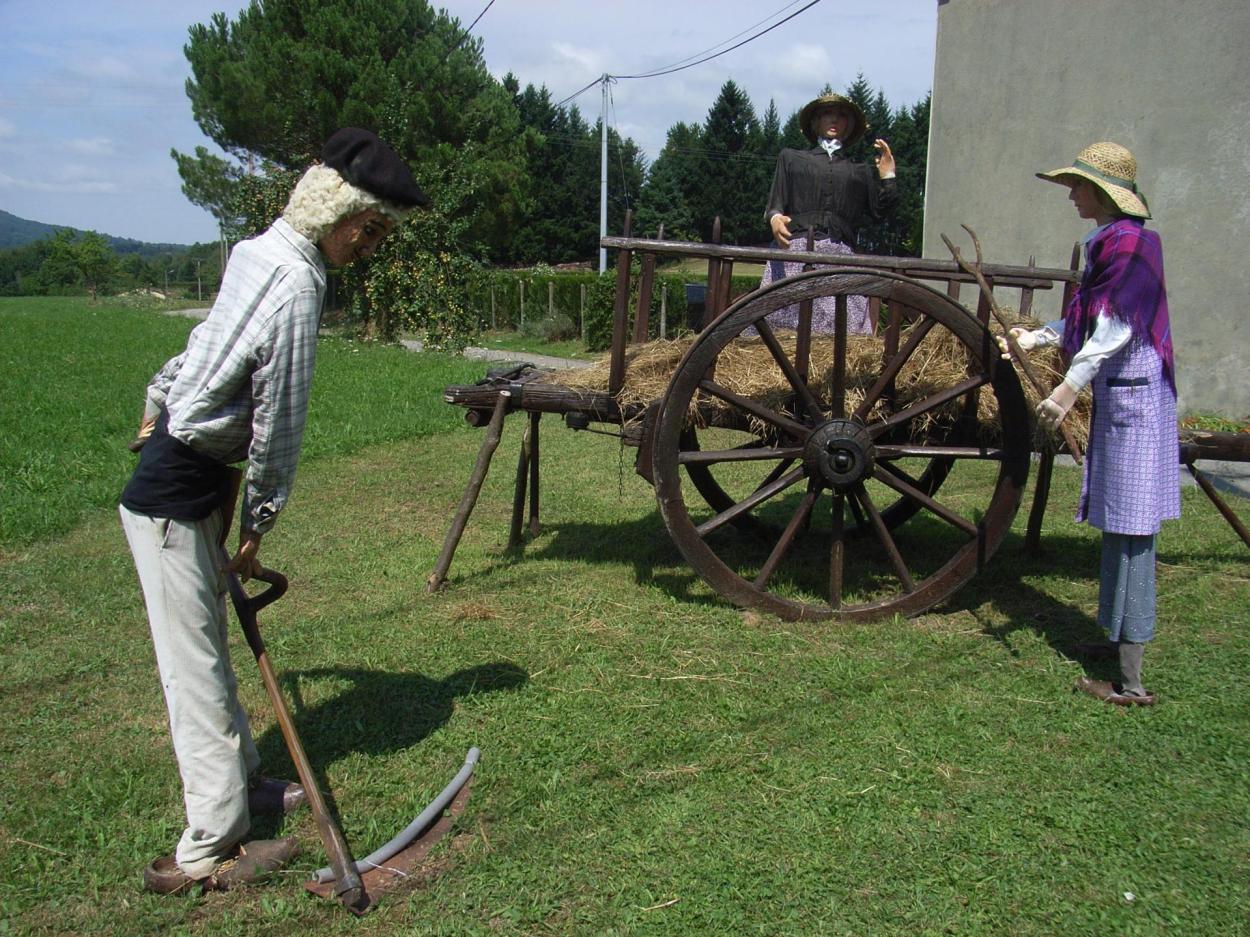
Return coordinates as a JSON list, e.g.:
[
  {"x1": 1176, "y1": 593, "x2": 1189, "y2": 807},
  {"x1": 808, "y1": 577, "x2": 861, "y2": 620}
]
[{"x1": 282, "y1": 164, "x2": 411, "y2": 243}]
